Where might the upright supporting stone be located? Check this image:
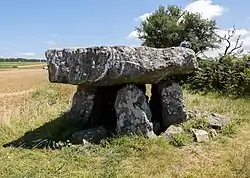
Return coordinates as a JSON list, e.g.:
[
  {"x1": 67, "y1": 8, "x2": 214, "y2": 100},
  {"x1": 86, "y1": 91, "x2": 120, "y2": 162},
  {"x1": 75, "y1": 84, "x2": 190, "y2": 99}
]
[
  {"x1": 70, "y1": 85, "x2": 96, "y2": 124},
  {"x1": 150, "y1": 79, "x2": 187, "y2": 135},
  {"x1": 115, "y1": 84, "x2": 154, "y2": 136}
]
